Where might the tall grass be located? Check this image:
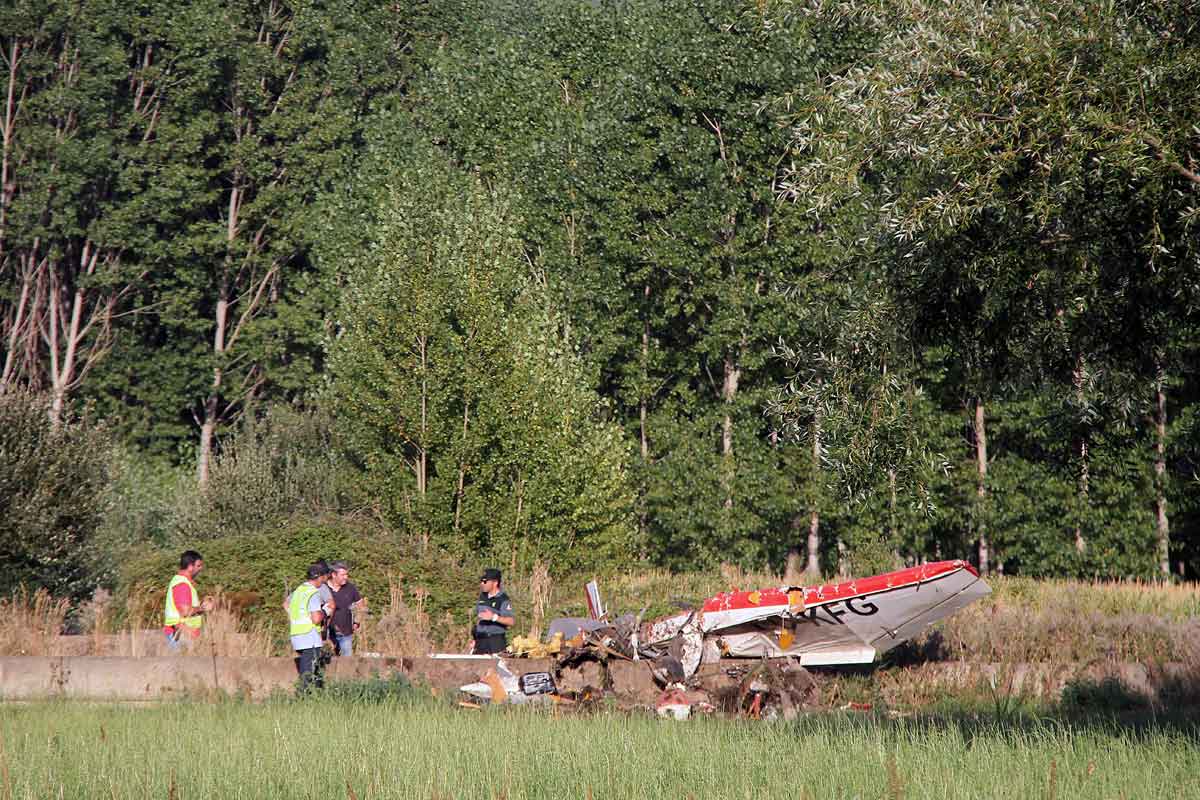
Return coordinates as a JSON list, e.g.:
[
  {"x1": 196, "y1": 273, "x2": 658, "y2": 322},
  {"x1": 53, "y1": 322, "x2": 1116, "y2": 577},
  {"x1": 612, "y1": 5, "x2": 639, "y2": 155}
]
[
  {"x1": 2, "y1": 570, "x2": 1196, "y2": 662},
  {"x1": 0, "y1": 589, "x2": 68, "y2": 656},
  {"x1": 1, "y1": 700, "x2": 1196, "y2": 799},
  {"x1": 355, "y1": 575, "x2": 465, "y2": 656},
  {"x1": 0, "y1": 588, "x2": 273, "y2": 658}
]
